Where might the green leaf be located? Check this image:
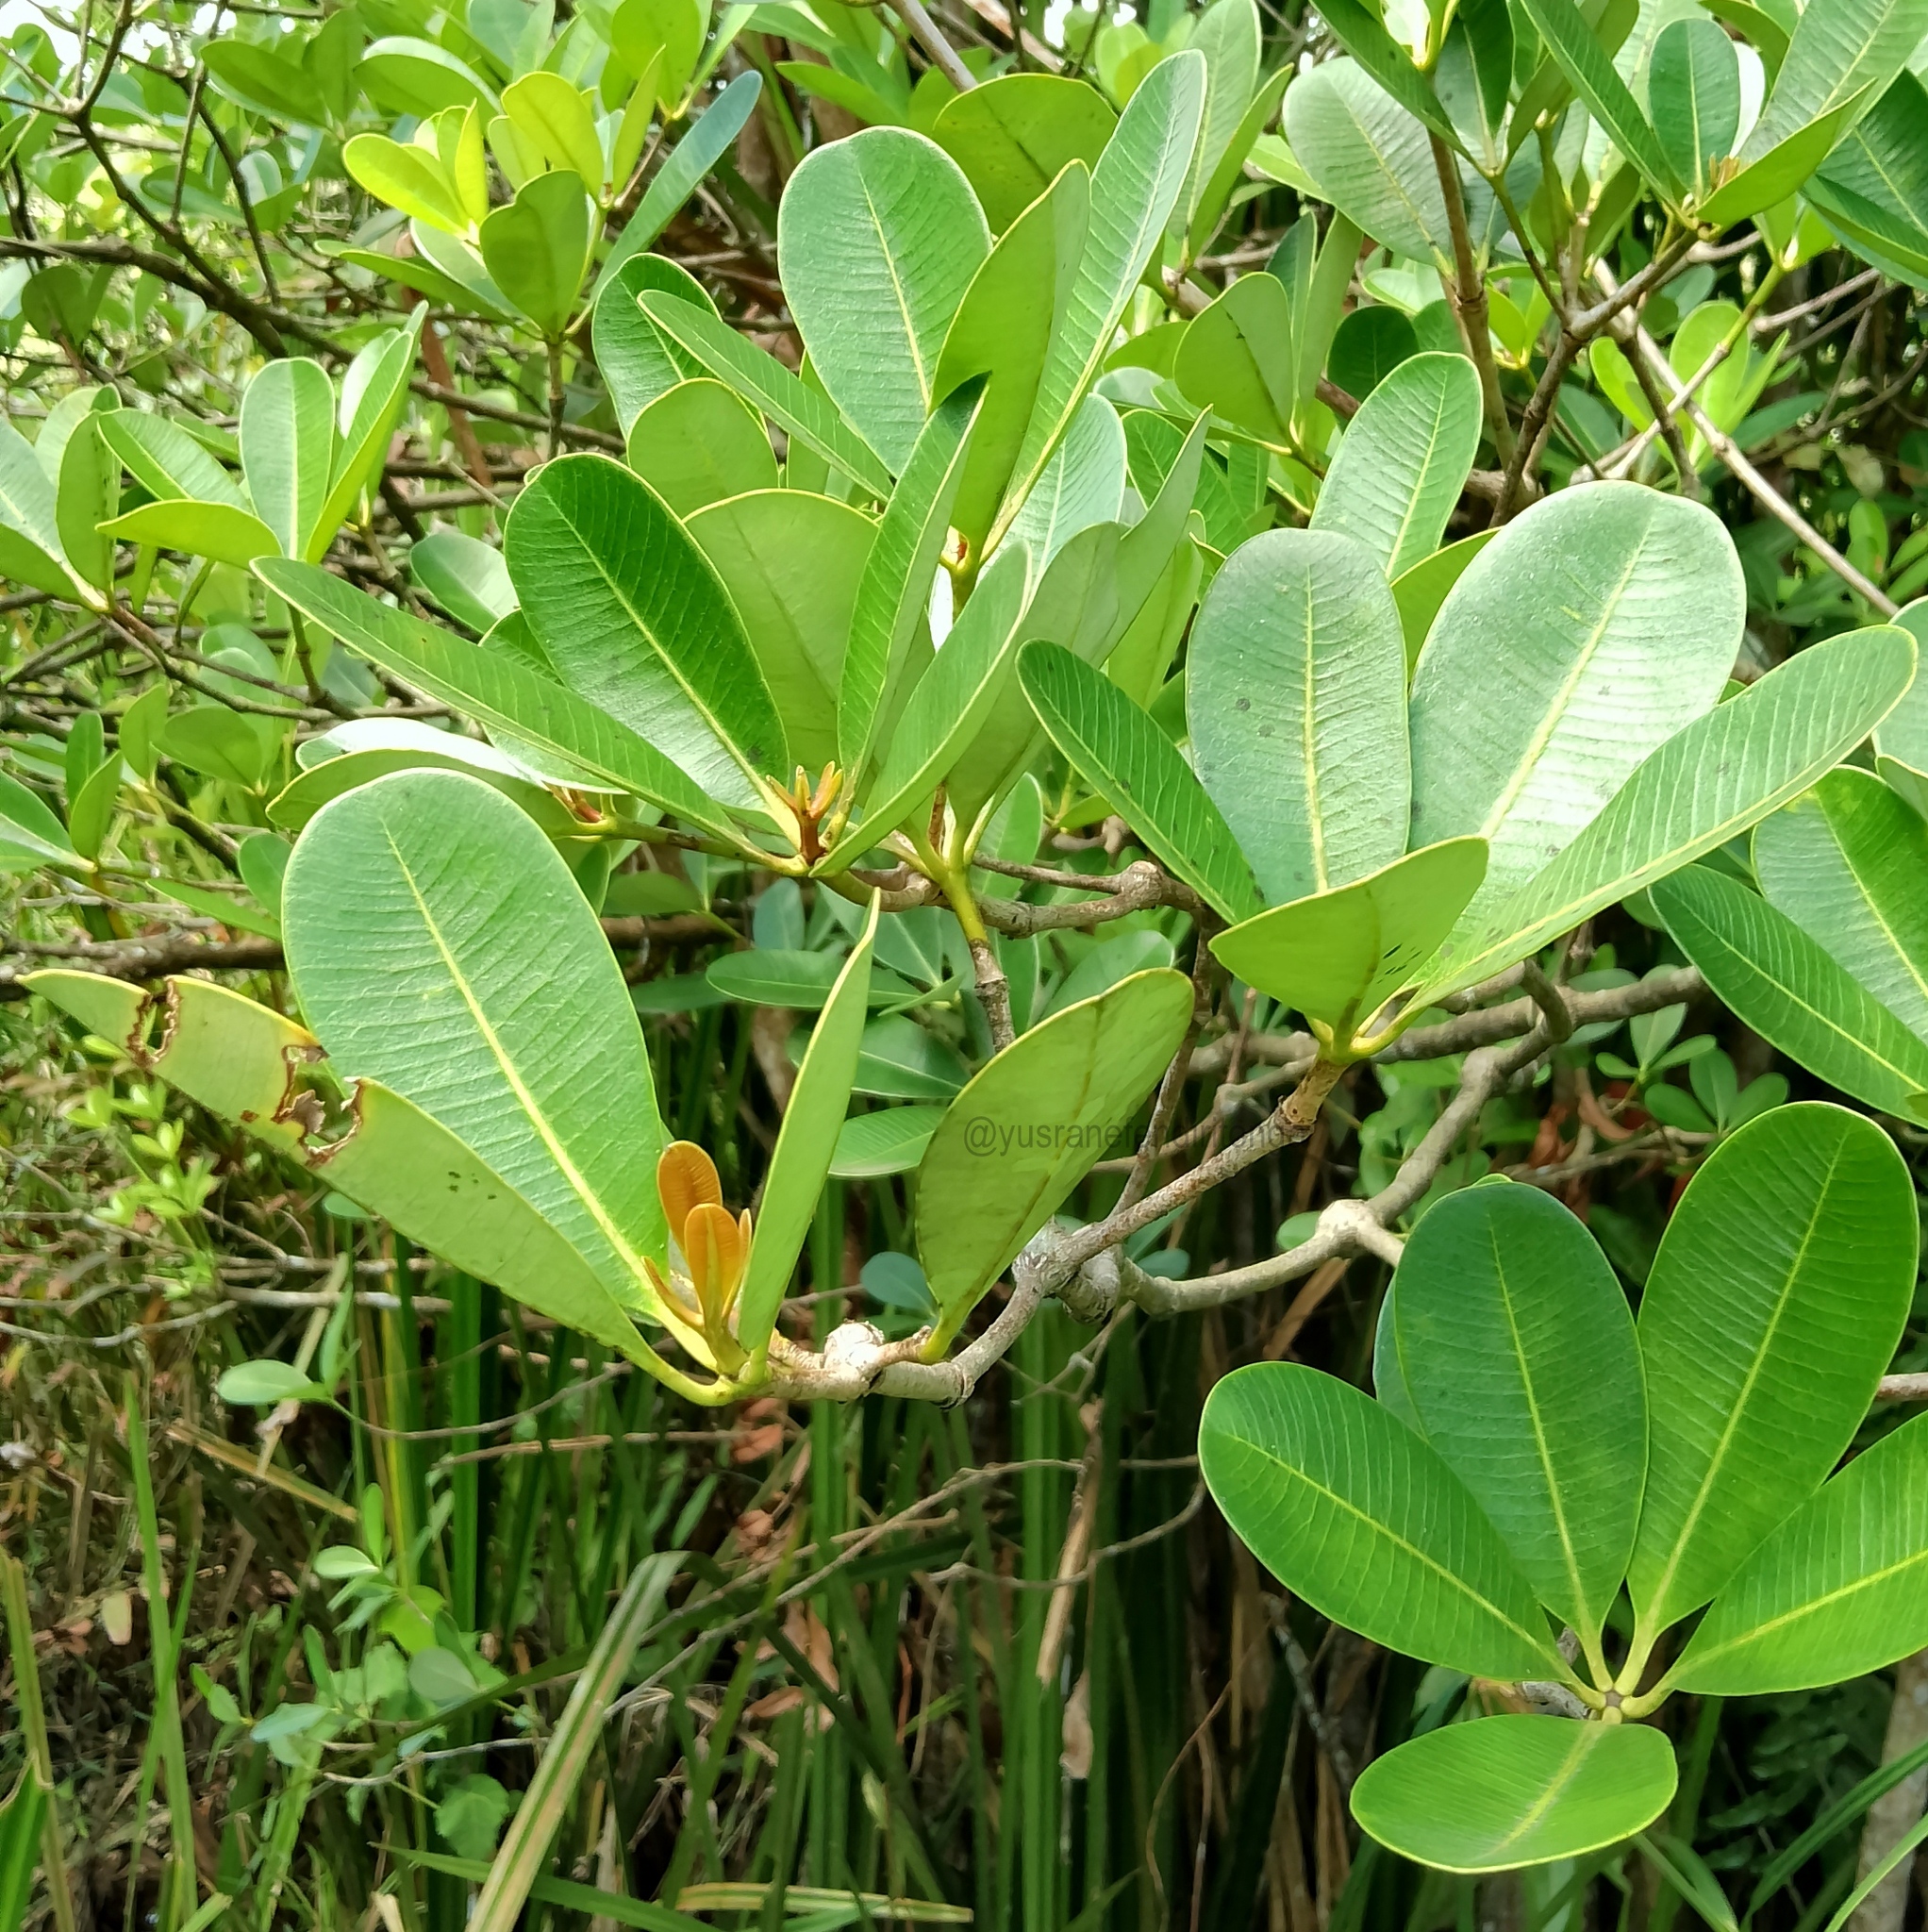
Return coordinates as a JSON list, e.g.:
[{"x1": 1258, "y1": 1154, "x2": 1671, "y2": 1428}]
[
  {"x1": 1172, "y1": 272, "x2": 1295, "y2": 445},
  {"x1": 0, "y1": 417, "x2": 78, "y2": 599},
  {"x1": 1018, "y1": 639, "x2": 1261, "y2": 920},
  {"x1": 313, "y1": 316, "x2": 424, "y2": 559},
  {"x1": 257, "y1": 558, "x2": 740, "y2": 841},
  {"x1": 56, "y1": 405, "x2": 118, "y2": 595},
  {"x1": 1808, "y1": 73, "x2": 1928, "y2": 281},
  {"x1": 1211, "y1": 837, "x2": 1488, "y2": 1040},
  {"x1": 359, "y1": 36, "x2": 499, "y2": 118},
  {"x1": 285, "y1": 770, "x2": 669, "y2": 1310},
  {"x1": 240, "y1": 358, "x2": 337, "y2": 560},
  {"x1": 1515, "y1": 0, "x2": 1683, "y2": 199},
  {"x1": 1189, "y1": 528, "x2": 1411, "y2": 906},
  {"x1": 1390, "y1": 1184, "x2": 1645, "y2": 1650},
  {"x1": 1753, "y1": 767, "x2": 1928, "y2": 1041},
  {"x1": 934, "y1": 158, "x2": 1092, "y2": 557},
  {"x1": 684, "y1": 490, "x2": 873, "y2": 779},
  {"x1": 1649, "y1": 864, "x2": 1928, "y2": 1116},
  {"x1": 1420, "y1": 622, "x2": 1918, "y2": 1000},
  {"x1": 1671, "y1": 1410, "x2": 1928, "y2": 1694},
  {"x1": 916, "y1": 967, "x2": 1191, "y2": 1332},
  {"x1": 1737, "y1": 0, "x2": 1927, "y2": 164},
  {"x1": 159, "y1": 705, "x2": 282, "y2": 790},
  {"x1": 636, "y1": 292, "x2": 895, "y2": 499},
  {"x1": 930, "y1": 74, "x2": 1116, "y2": 231},
  {"x1": 410, "y1": 529, "x2": 515, "y2": 635},
  {"x1": 1390, "y1": 530, "x2": 1492, "y2": 674},
  {"x1": 343, "y1": 131, "x2": 471, "y2": 233},
  {"x1": 218, "y1": 1360, "x2": 322, "y2": 1407},
  {"x1": 623, "y1": 378, "x2": 778, "y2": 517},
  {"x1": 1649, "y1": 17, "x2": 1740, "y2": 196},
  {"x1": 98, "y1": 499, "x2": 280, "y2": 569},
  {"x1": 597, "y1": 73, "x2": 763, "y2": 293},
  {"x1": 501, "y1": 72, "x2": 606, "y2": 192},
  {"x1": 593, "y1": 255, "x2": 716, "y2": 431},
  {"x1": 1200, "y1": 1362, "x2": 1567, "y2": 1680},
  {"x1": 506, "y1": 453, "x2": 785, "y2": 805},
  {"x1": 1177, "y1": 0, "x2": 1263, "y2": 228},
  {"x1": 1411, "y1": 483, "x2": 1744, "y2": 941},
  {"x1": 1695, "y1": 88, "x2": 1867, "y2": 225},
  {"x1": 706, "y1": 951, "x2": 853, "y2": 1008},
  {"x1": 838, "y1": 381, "x2": 982, "y2": 781},
  {"x1": 1006, "y1": 394, "x2": 1125, "y2": 569},
  {"x1": 830, "y1": 540, "x2": 1031, "y2": 865},
  {"x1": 1283, "y1": 59, "x2": 1456, "y2": 265},
  {"x1": 994, "y1": 51, "x2": 1205, "y2": 553},
  {"x1": 1352, "y1": 1719, "x2": 1678, "y2": 1873},
  {"x1": 1312, "y1": 353, "x2": 1481, "y2": 579},
  {"x1": 1311, "y1": 0, "x2": 1460, "y2": 148},
  {"x1": 479, "y1": 170, "x2": 593, "y2": 336},
  {"x1": 777, "y1": 126, "x2": 989, "y2": 475},
  {"x1": 1628, "y1": 1103, "x2": 1917, "y2": 1637},
  {"x1": 831, "y1": 1106, "x2": 943, "y2": 1177},
  {"x1": 0, "y1": 771, "x2": 80, "y2": 870},
  {"x1": 101, "y1": 410, "x2": 245, "y2": 513},
  {"x1": 737, "y1": 896, "x2": 880, "y2": 1354}
]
